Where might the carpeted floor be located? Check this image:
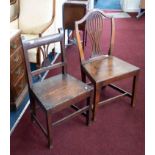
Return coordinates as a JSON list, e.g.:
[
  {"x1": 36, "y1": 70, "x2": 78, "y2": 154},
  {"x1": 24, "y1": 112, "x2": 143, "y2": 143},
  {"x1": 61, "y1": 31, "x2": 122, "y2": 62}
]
[{"x1": 10, "y1": 14, "x2": 145, "y2": 155}]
